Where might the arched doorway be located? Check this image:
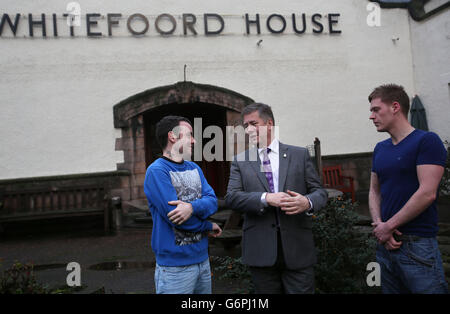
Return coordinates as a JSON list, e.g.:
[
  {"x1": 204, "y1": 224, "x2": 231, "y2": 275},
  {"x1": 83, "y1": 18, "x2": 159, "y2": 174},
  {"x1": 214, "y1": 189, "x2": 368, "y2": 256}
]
[{"x1": 112, "y1": 81, "x2": 253, "y2": 208}]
